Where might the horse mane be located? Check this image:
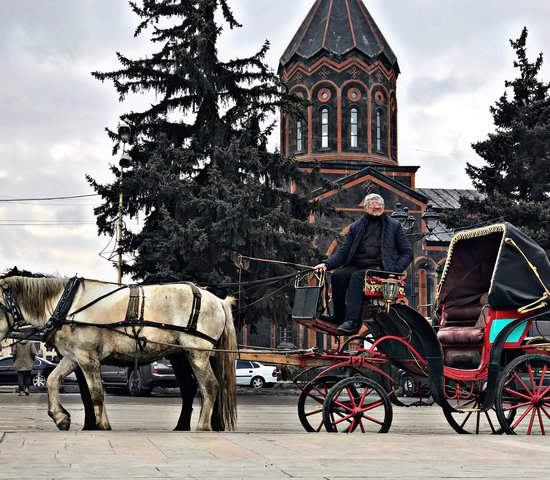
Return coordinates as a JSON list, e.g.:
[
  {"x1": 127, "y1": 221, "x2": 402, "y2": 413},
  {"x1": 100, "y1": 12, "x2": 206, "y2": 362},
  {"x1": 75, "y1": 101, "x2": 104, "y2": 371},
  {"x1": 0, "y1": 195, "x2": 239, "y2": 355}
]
[
  {"x1": 0, "y1": 266, "x2": 48, "y2": 279},
  {"x1": 1, "y1": 269, "x2": 68, "y2": 319}
]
